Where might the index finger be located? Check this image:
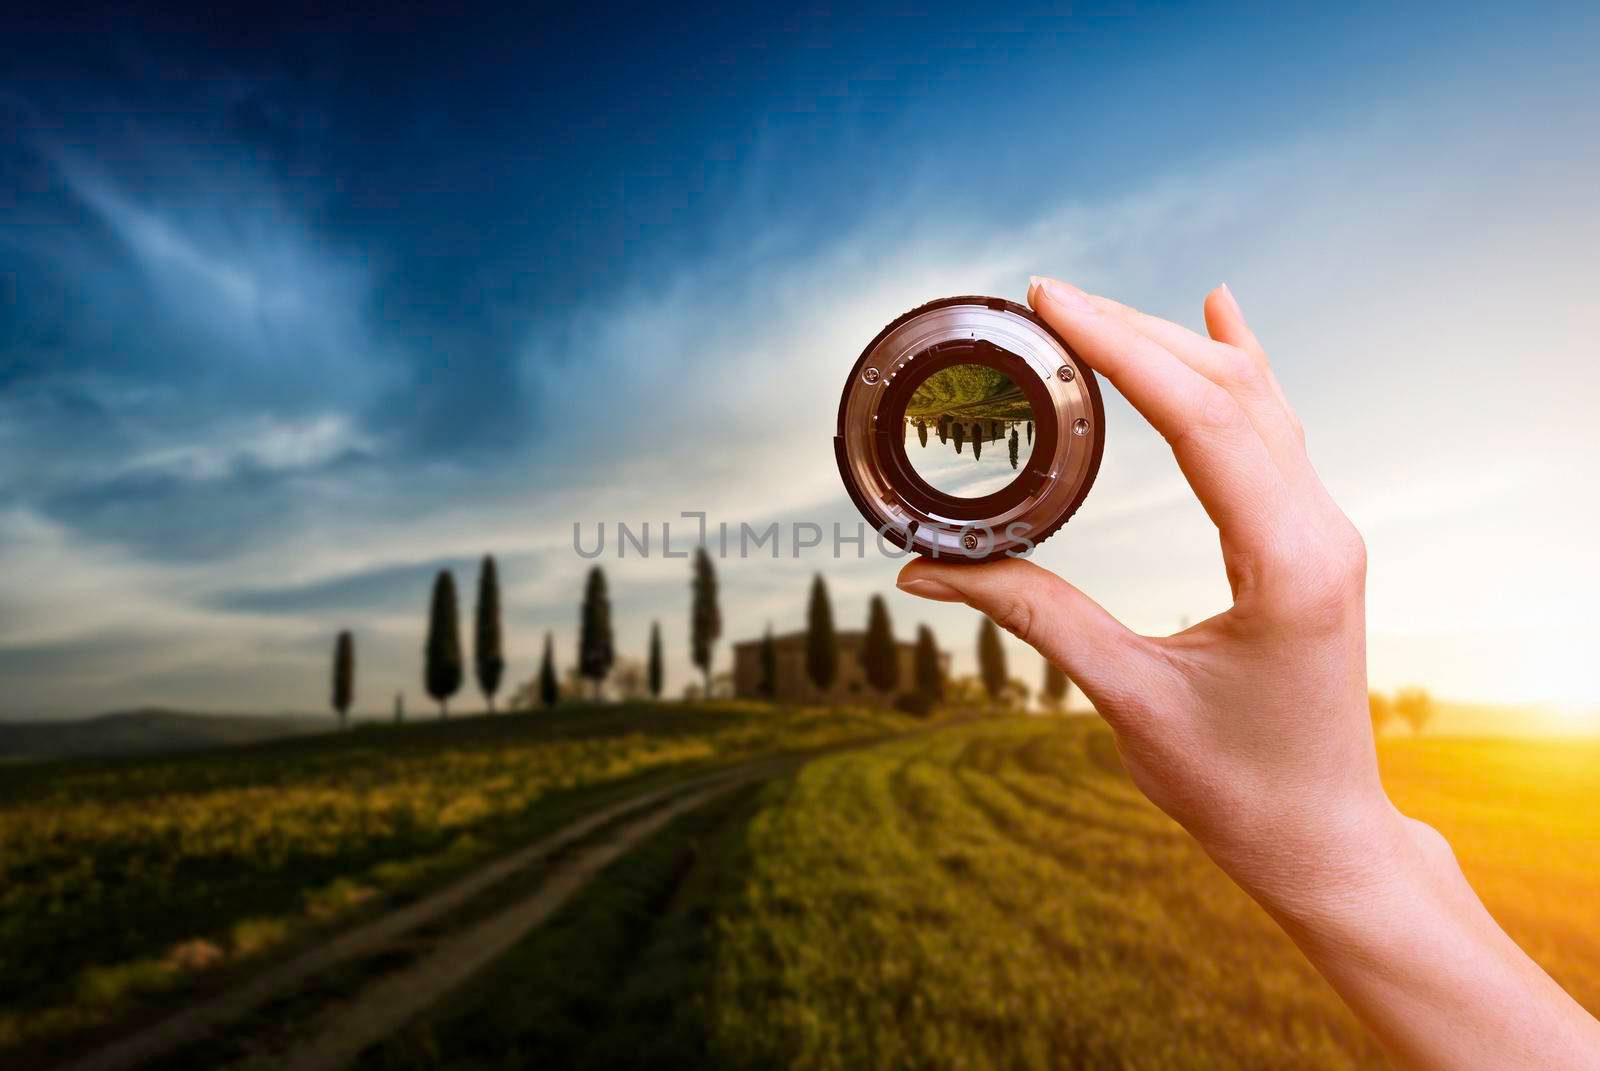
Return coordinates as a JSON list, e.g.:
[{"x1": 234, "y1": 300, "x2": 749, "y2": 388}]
[{"x1": 1027, "y1": 276, "x2": 1295, "y2": 556}]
